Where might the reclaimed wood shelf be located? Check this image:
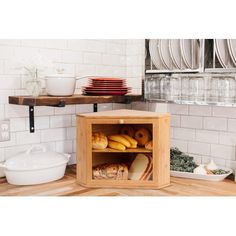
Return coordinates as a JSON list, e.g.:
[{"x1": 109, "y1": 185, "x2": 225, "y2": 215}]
[
  {"x1": 9, "y1": 94, "x2": 143, "y2": 107},
  {"x1": 8, "y1": 94, "x2": 143, "y2": 133},
  {"x1": 92, "y1": 147, "x2": 152, "y2": 153}
]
